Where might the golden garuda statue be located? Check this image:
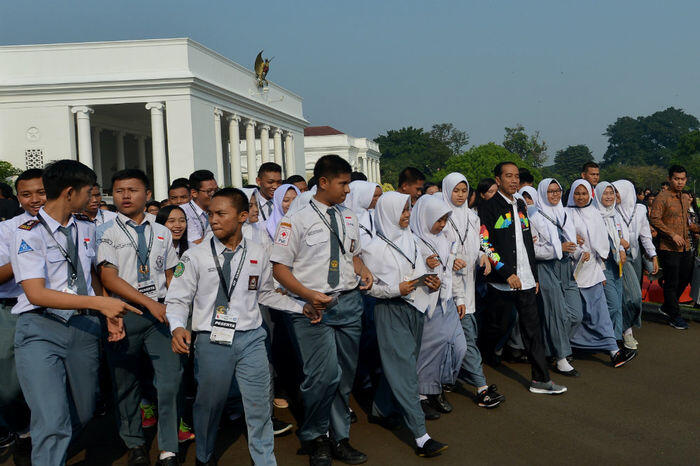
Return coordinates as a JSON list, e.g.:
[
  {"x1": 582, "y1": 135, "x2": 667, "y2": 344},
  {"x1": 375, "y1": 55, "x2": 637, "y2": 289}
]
[{"x1": 254, "y1": 51, "x2": 272, "y2": 88}]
